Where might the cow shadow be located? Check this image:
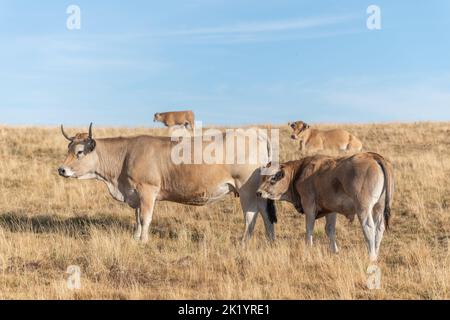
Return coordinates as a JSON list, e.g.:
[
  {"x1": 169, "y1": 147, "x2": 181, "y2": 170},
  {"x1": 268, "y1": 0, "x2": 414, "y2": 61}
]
[
  {"x1": 0, "y1": 212, "x2": 180, "y2": 240},
  {"x1": 0, "y1": 212, "x2": 133, "y2": 238}
]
